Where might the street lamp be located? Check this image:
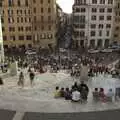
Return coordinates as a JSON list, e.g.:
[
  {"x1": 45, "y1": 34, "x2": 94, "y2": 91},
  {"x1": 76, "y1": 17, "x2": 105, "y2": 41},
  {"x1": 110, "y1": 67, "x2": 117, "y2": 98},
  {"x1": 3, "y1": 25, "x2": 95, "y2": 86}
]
[
  {"x1": 85, "y1": 36, "x2": 88, "y2": 54},
  {"x1": 0, "y1": 0, "x2": 4, "y2": 63}
]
